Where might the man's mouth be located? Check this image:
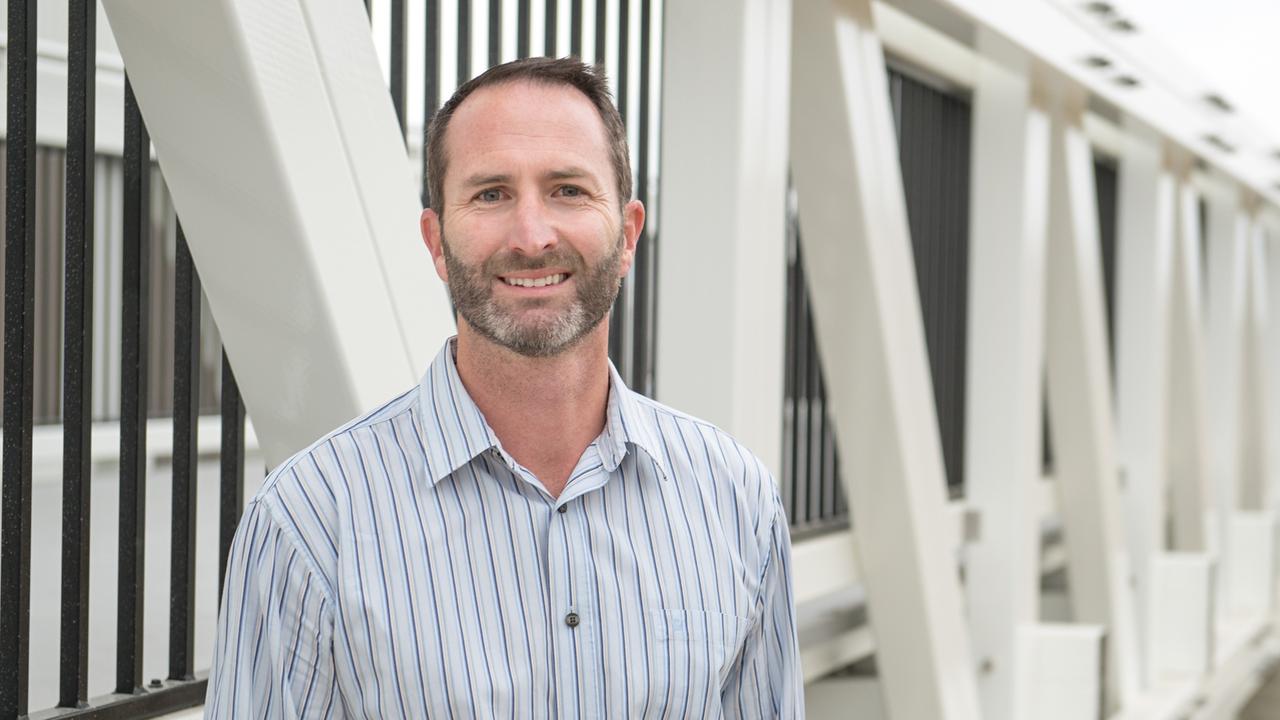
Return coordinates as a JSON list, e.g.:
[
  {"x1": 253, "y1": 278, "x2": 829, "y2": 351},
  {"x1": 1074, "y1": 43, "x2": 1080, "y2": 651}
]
[{"x1": 501, "y1": 273, "x2": 570, "y2": 288}]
